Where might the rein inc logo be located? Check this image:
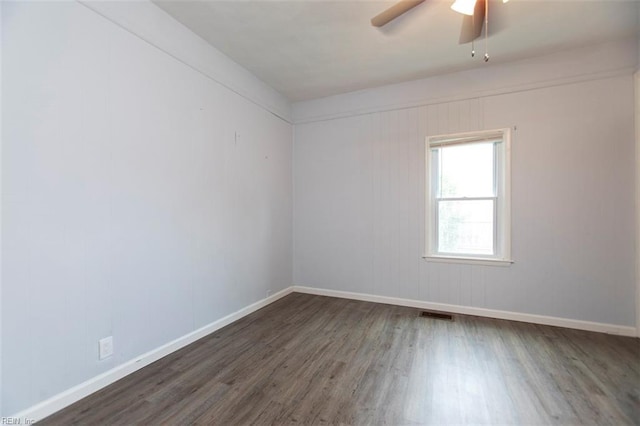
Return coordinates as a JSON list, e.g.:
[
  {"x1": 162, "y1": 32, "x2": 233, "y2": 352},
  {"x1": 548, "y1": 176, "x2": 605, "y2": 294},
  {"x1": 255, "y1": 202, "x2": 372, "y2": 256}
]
[{"x1": 1, "y1": 418, "x2": 35, "y2": 425}]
